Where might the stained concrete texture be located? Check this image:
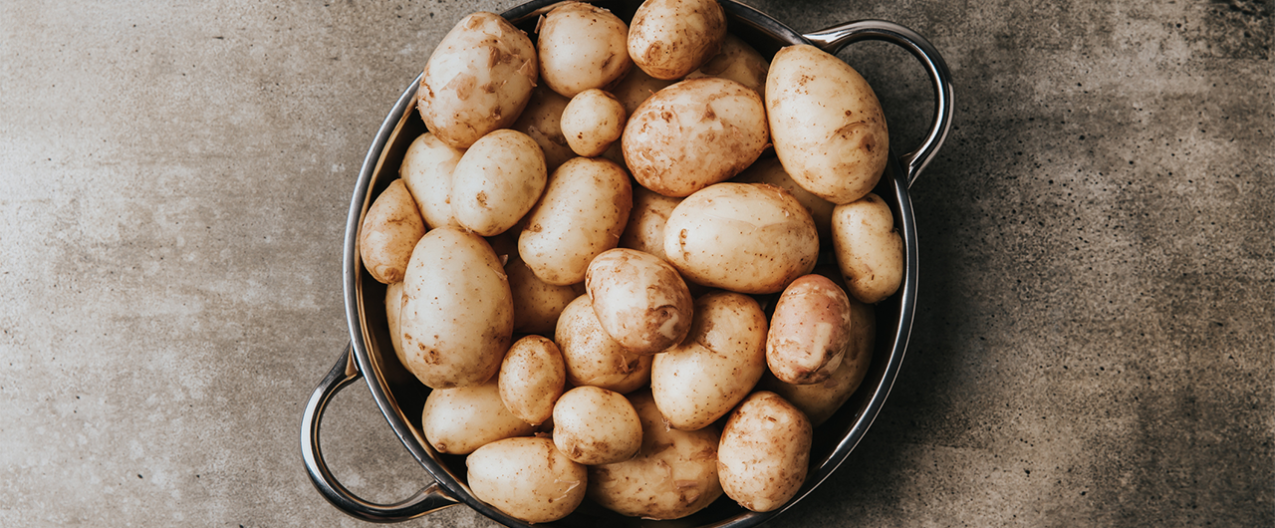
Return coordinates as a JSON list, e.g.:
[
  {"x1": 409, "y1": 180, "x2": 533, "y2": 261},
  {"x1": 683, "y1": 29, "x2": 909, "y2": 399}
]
[{"x1": 0, "y1": 0, "x2": 1270, "y2": 526}]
